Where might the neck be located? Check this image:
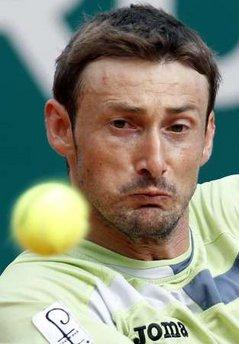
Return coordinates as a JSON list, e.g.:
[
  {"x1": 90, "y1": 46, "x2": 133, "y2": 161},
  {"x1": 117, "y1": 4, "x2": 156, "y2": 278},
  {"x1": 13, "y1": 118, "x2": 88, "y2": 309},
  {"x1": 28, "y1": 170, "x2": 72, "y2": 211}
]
[{"x1": 86, "y1": 210, "x2": 190, "y2": 261}]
